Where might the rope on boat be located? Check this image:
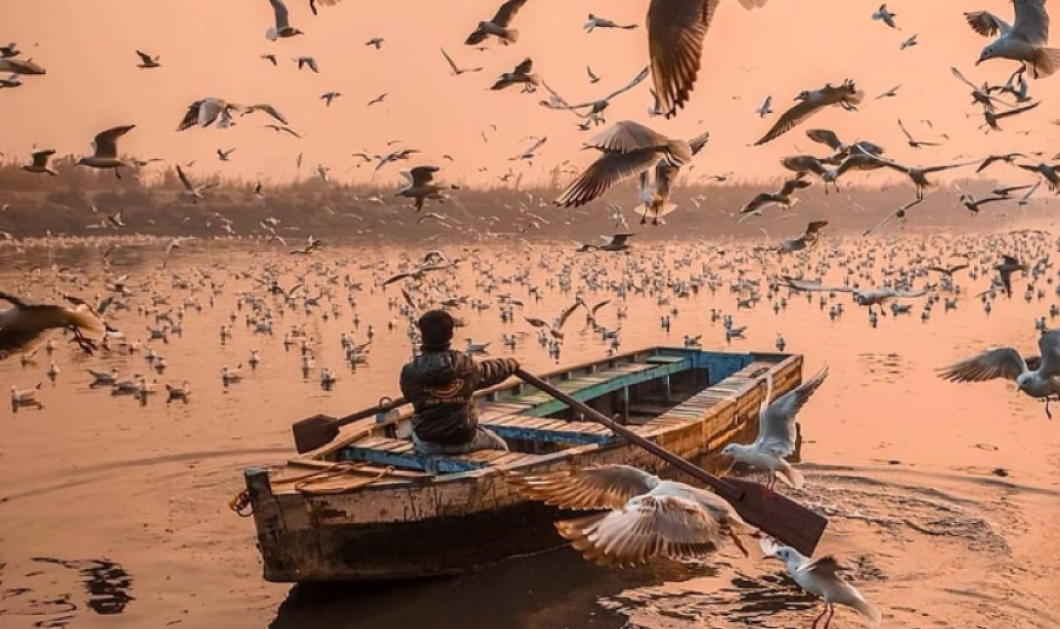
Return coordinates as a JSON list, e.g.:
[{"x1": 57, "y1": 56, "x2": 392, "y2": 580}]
[{"x1": 278, "y1": 462, "x2": 397, "y2": 495}]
